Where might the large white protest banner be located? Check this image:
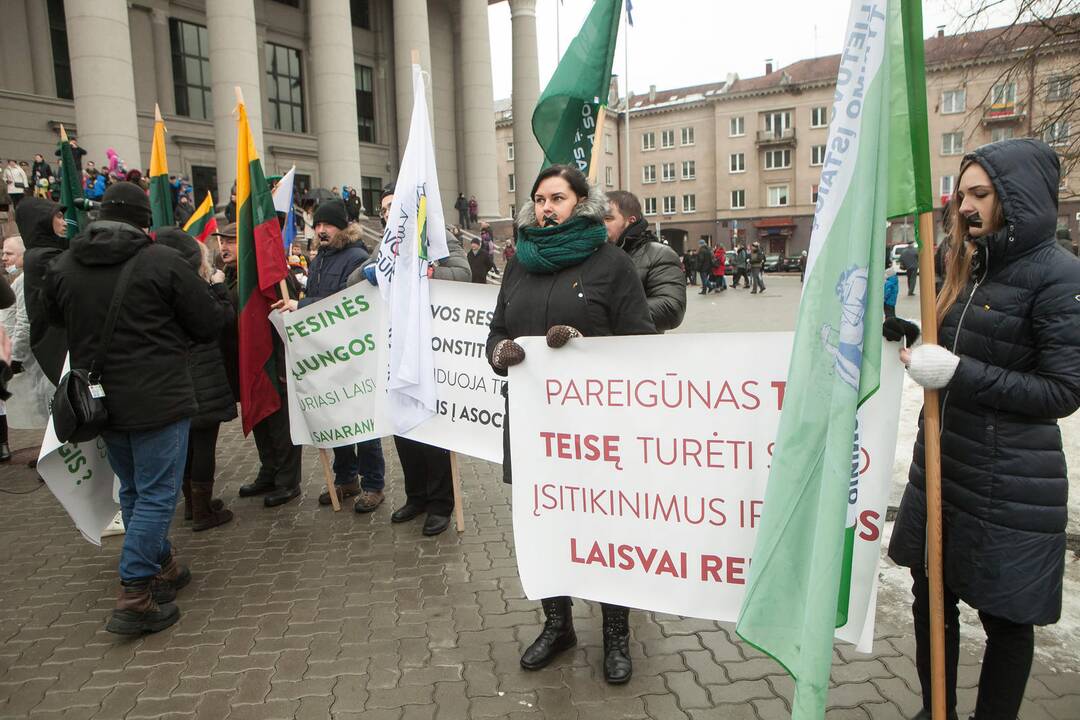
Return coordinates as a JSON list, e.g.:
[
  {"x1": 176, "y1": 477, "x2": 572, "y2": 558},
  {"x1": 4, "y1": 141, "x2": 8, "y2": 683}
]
[
  {"x1": 269, "y1": 286, "x2": 388, "y2": 449},
  {"x1": 509, "y1": 332, "x2": 903, "y2": 650}
]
